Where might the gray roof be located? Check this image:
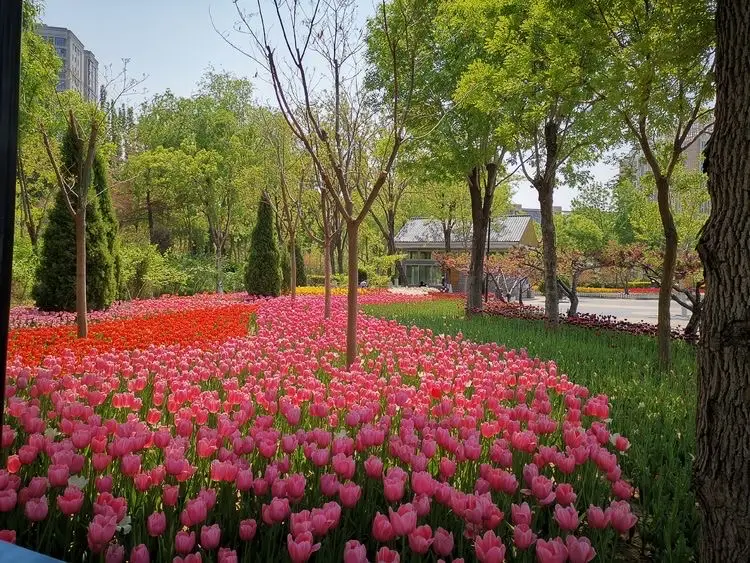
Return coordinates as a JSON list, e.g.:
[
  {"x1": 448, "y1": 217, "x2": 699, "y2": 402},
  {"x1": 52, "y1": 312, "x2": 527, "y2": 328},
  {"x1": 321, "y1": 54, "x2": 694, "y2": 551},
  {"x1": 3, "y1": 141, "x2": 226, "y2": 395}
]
[{"x1": 395, "y1": 215, "x2": 534, "y2": 250}]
